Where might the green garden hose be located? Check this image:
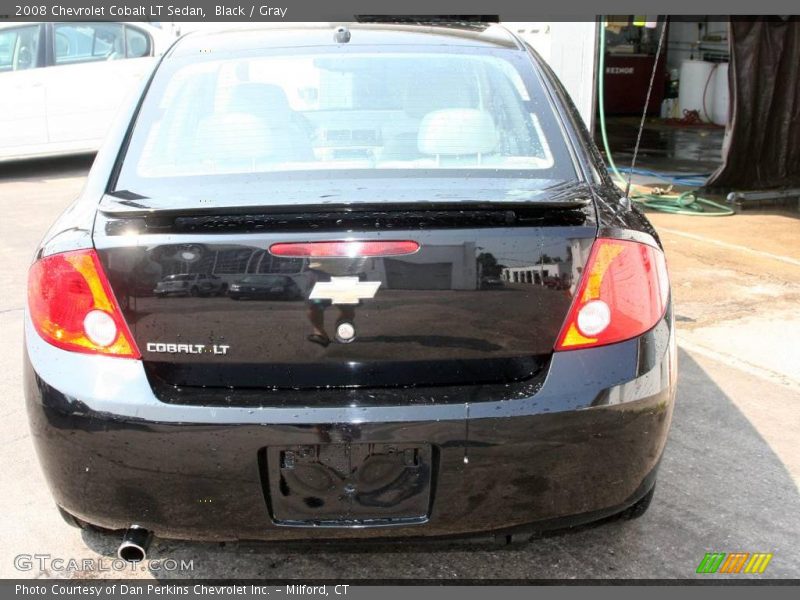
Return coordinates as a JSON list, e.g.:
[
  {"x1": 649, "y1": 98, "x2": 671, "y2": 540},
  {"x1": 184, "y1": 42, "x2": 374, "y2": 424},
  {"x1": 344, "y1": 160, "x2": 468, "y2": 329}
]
[{"x1": 597, "y1": 23, "x2": 734, "y2": 216}]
